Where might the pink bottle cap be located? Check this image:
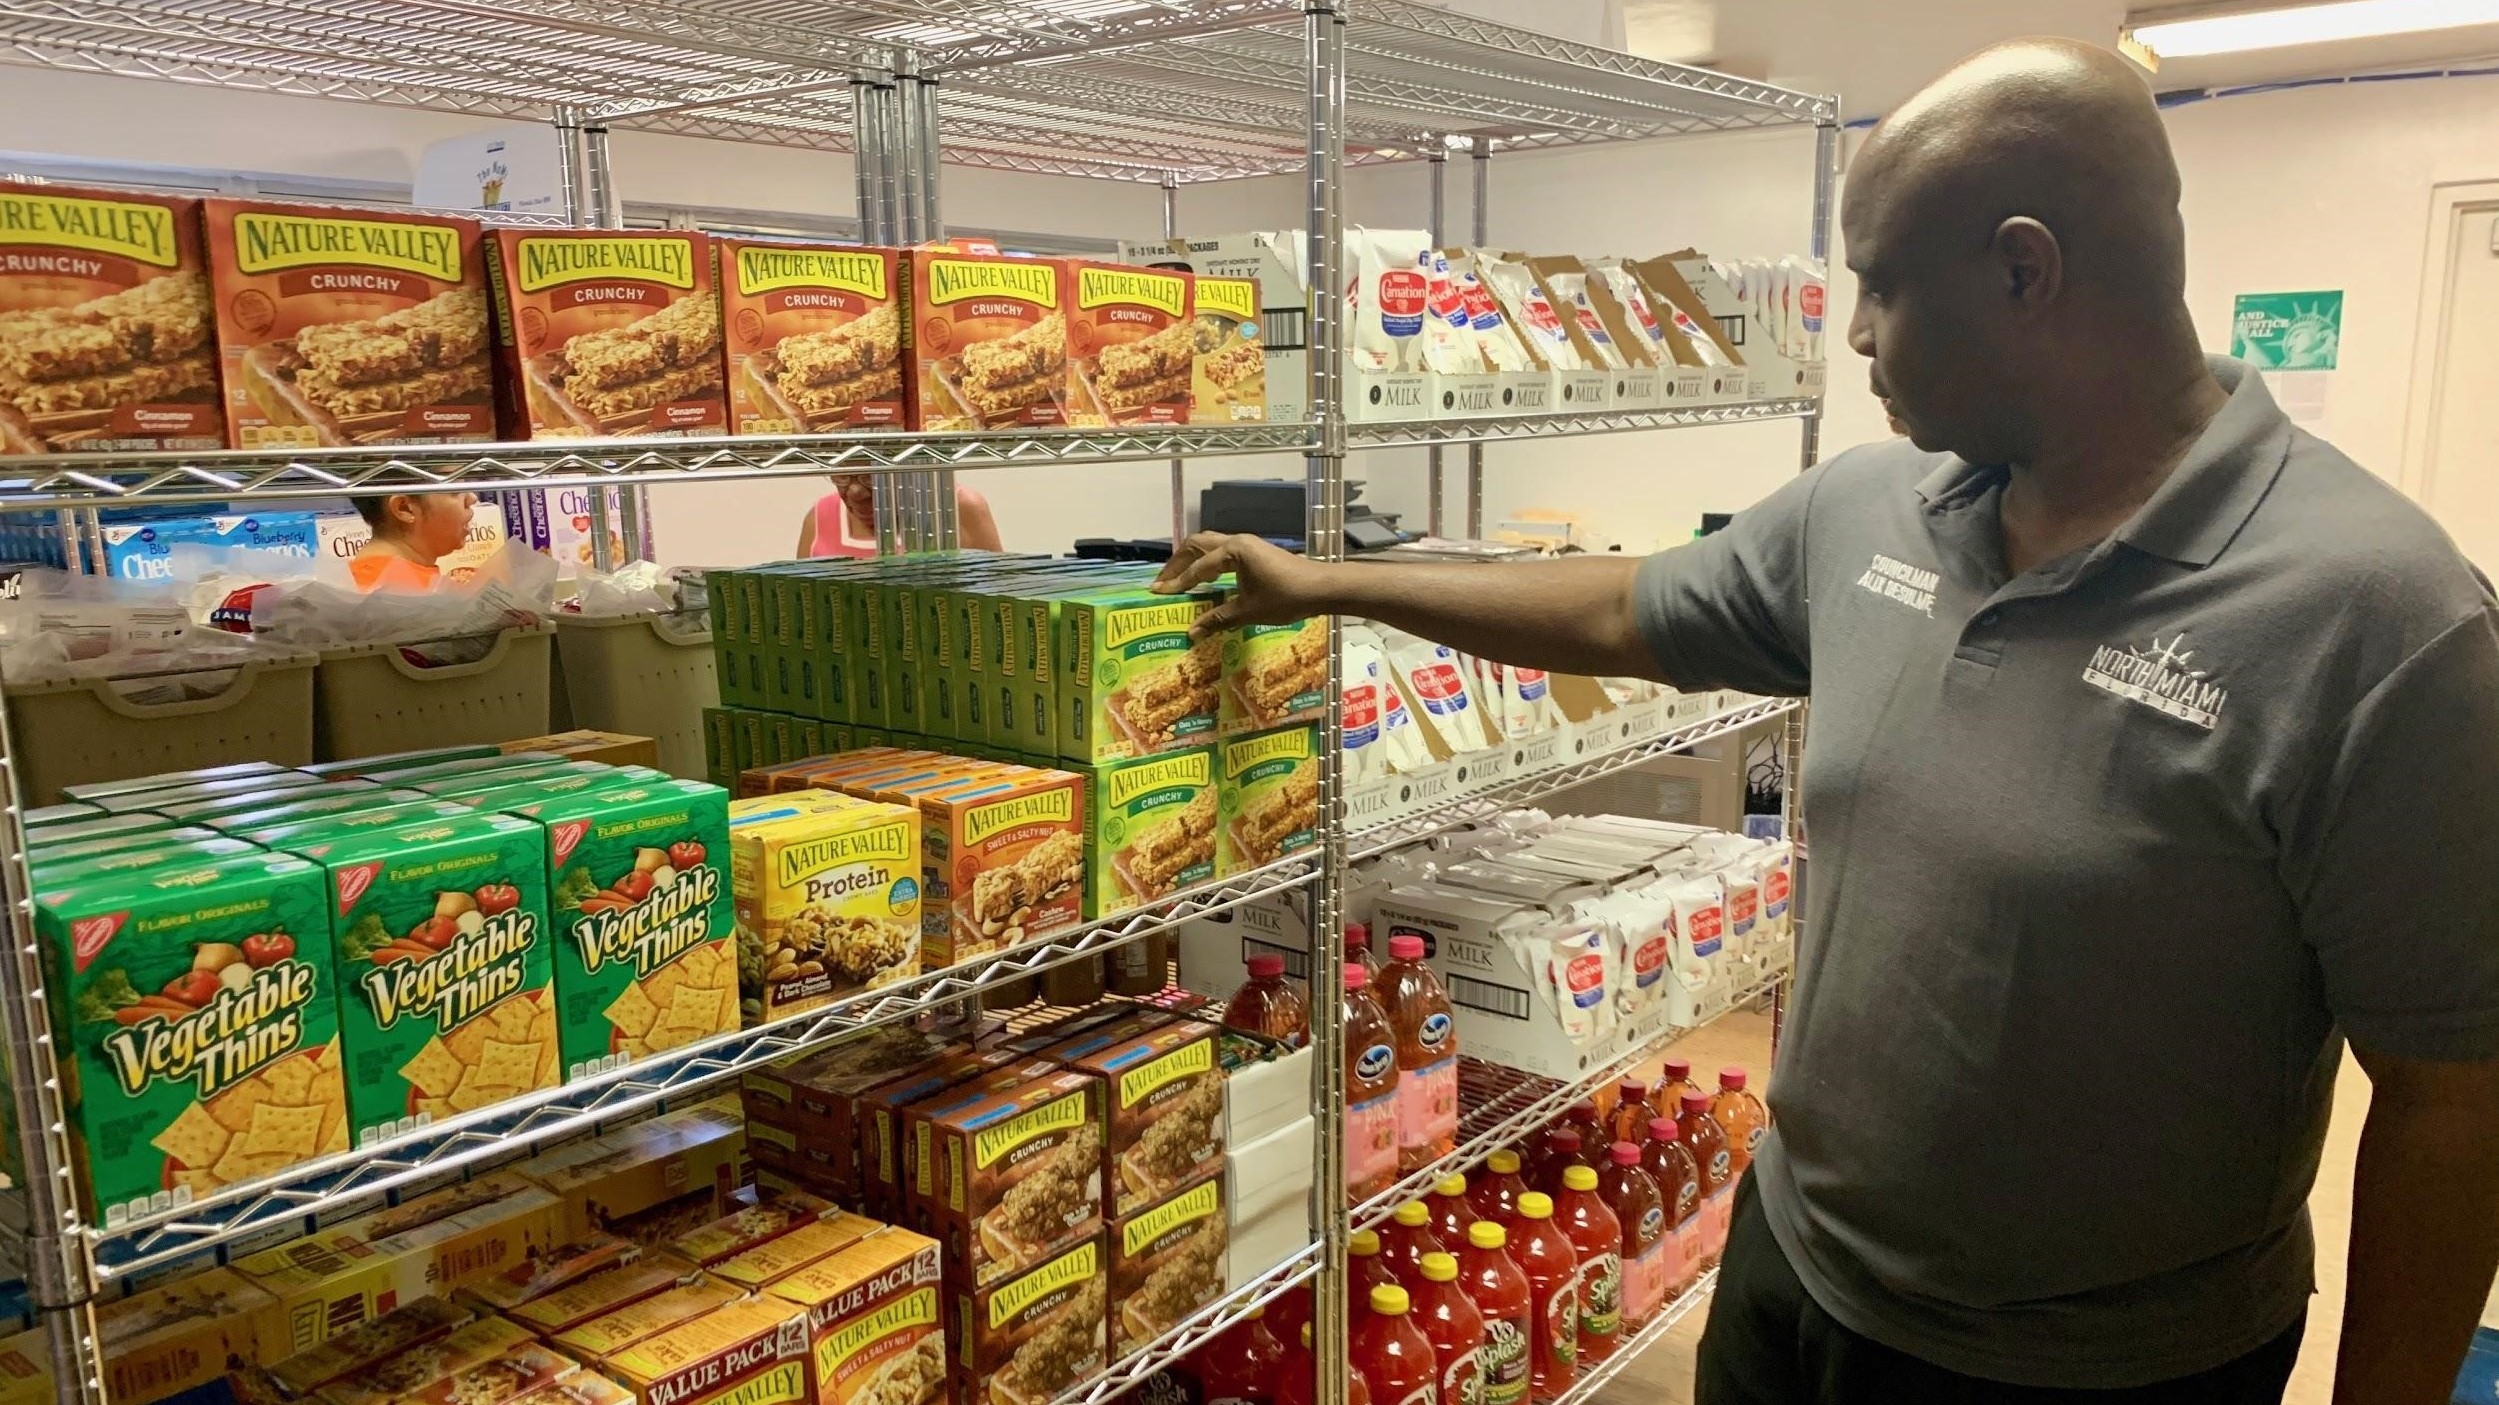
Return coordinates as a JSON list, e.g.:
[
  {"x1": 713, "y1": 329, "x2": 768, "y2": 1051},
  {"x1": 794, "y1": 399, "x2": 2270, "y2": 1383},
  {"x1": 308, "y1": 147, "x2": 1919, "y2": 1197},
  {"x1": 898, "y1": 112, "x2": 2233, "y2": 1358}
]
[
  {"x1": 1661, "y1": 1057, "x2": 1691, "y2": 1081},
  {"x1": 1347, "y1": 921, "x2": 1371, "y2": 952},
  {"x1": 1246, "y1": 954, "x2": 1286, "y2": 978},
  {"x1": 1680, "y1": 1091, "x2": 1711, "y2": 1116},
  {"x1": 1571, "y1": 1099, "x2": 1598, "y2": 1120},
  {"x1": 1549, "y1": 1129, "x2": 1583, "y2": 1152},
  {"x1": 1610, "y1": 1142, "x2": 1642, "y2": 1166},
  {"x1": 1648, "y1": 1117, "x2": 1678, "y2": 1142},
  {"x1": 1388, "y1": 934, "x2": 1426, "y2": 961},
  {"x1": 1342, "y1": 962, "x2": 1369, "y2": 989},
  {"x1": 1720, "y1": 1067, "x2": 1749, "y2": 1091}
]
